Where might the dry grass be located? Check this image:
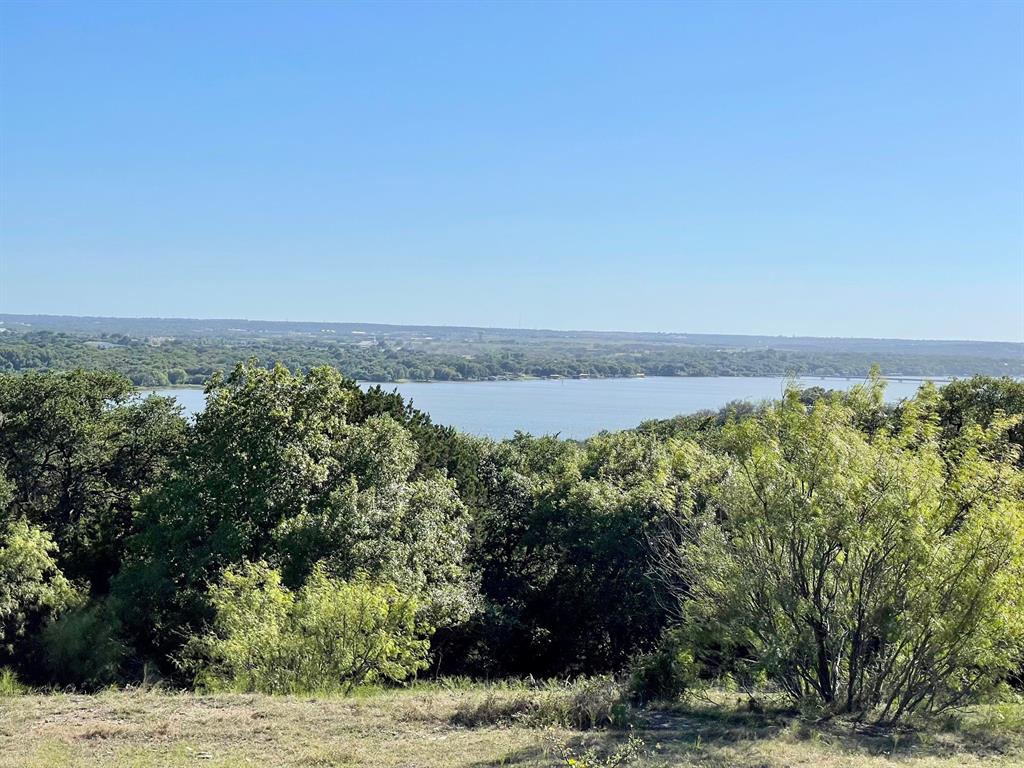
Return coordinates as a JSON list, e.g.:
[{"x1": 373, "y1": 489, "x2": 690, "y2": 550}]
[{"x1": 0, "y1": 685, "x2": 1021, "y2": 768}]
